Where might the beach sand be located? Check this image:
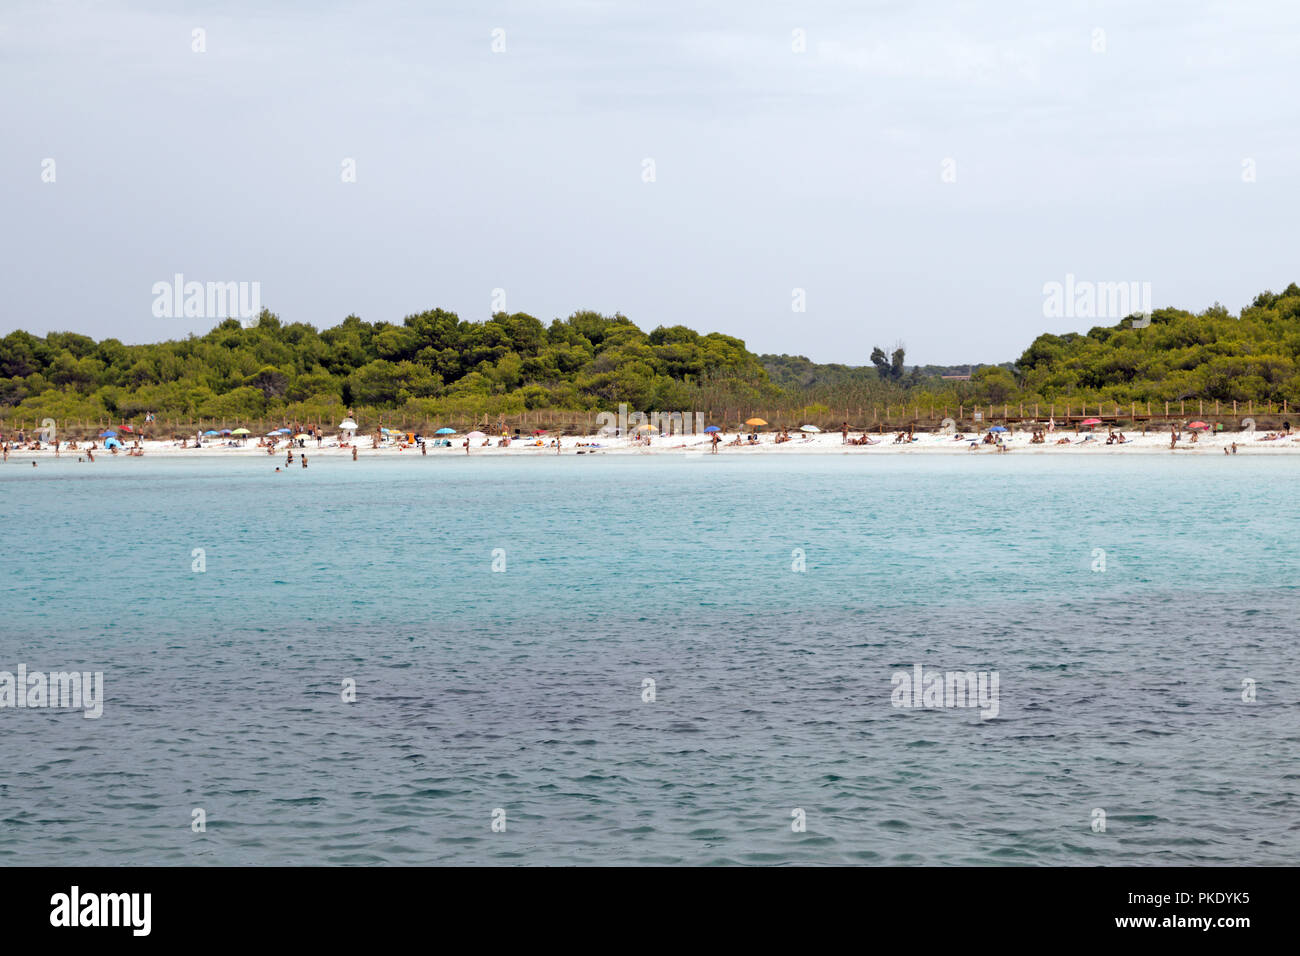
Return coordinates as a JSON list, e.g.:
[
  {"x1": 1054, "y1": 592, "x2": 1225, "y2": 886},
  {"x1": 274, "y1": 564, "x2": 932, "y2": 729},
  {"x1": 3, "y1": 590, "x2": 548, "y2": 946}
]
[{"x1": 6, "y1": 427, "x2": 1297, "y2": 459}]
